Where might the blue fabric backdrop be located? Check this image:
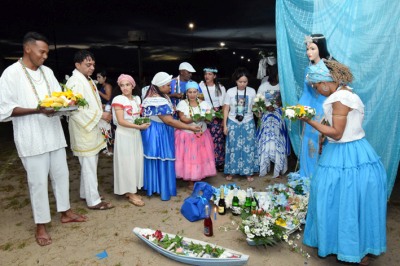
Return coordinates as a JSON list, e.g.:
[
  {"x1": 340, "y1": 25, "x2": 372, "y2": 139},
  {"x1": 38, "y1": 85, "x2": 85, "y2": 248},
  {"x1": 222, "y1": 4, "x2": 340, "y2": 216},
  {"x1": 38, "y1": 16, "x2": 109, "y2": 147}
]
[{"x1": 276, "y1": 0, "x2": 400, "y2": 198}]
